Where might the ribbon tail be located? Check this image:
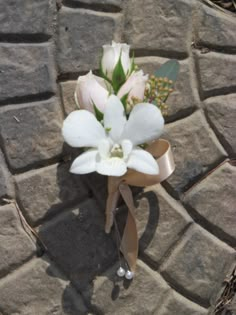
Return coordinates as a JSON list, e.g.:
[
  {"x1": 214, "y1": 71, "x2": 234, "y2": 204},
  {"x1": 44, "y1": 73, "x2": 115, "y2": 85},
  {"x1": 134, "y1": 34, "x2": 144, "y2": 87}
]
[
  {"x1": 105, "y1": 190, "x2": 120, "y2": 234},
  {"x1": 119, "y1": 183, "x2": 138, "y2": 272}
]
